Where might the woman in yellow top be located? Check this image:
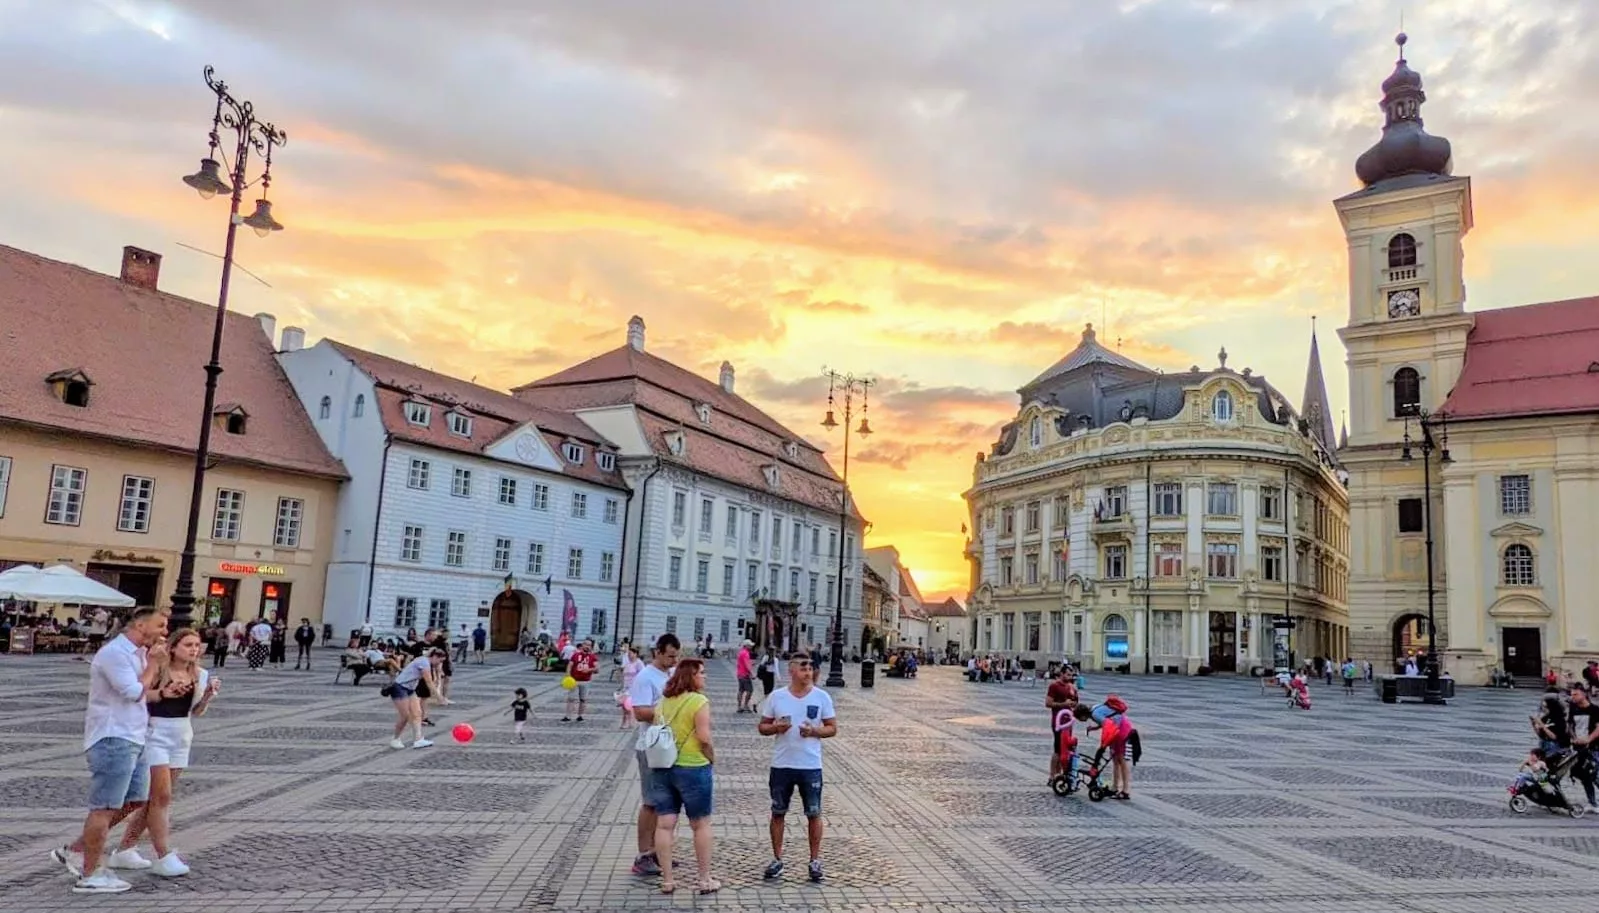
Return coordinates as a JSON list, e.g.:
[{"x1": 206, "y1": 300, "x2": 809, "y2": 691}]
[{"x1": 650, "y1": 658, "x2": 717, "y2": 895}]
